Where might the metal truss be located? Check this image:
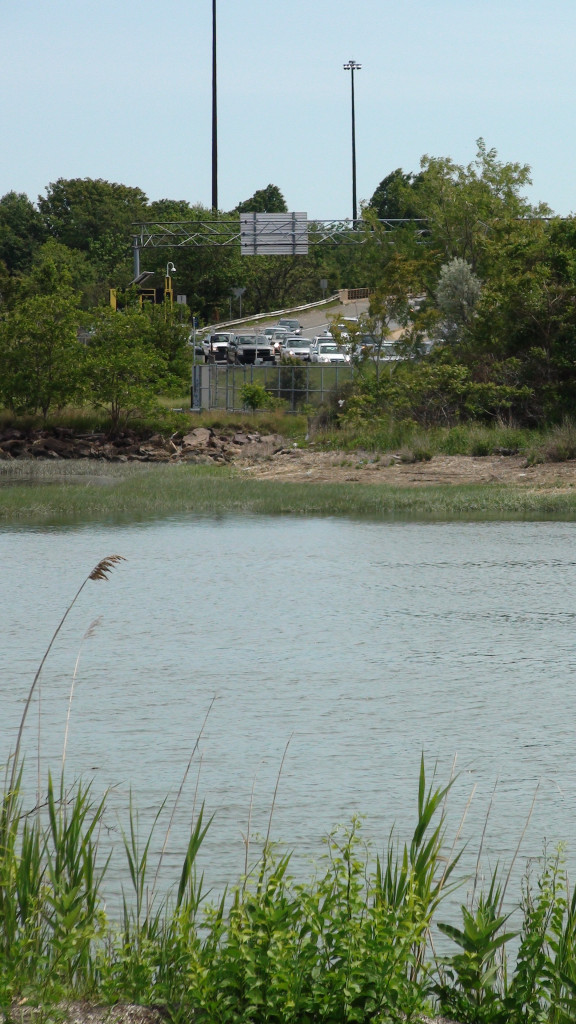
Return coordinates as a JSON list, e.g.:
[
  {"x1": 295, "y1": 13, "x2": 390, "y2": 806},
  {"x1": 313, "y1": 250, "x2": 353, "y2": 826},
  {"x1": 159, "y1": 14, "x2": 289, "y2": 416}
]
[{"x1": 132, "y1": 218, "x2": 428, "y2": 250}]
